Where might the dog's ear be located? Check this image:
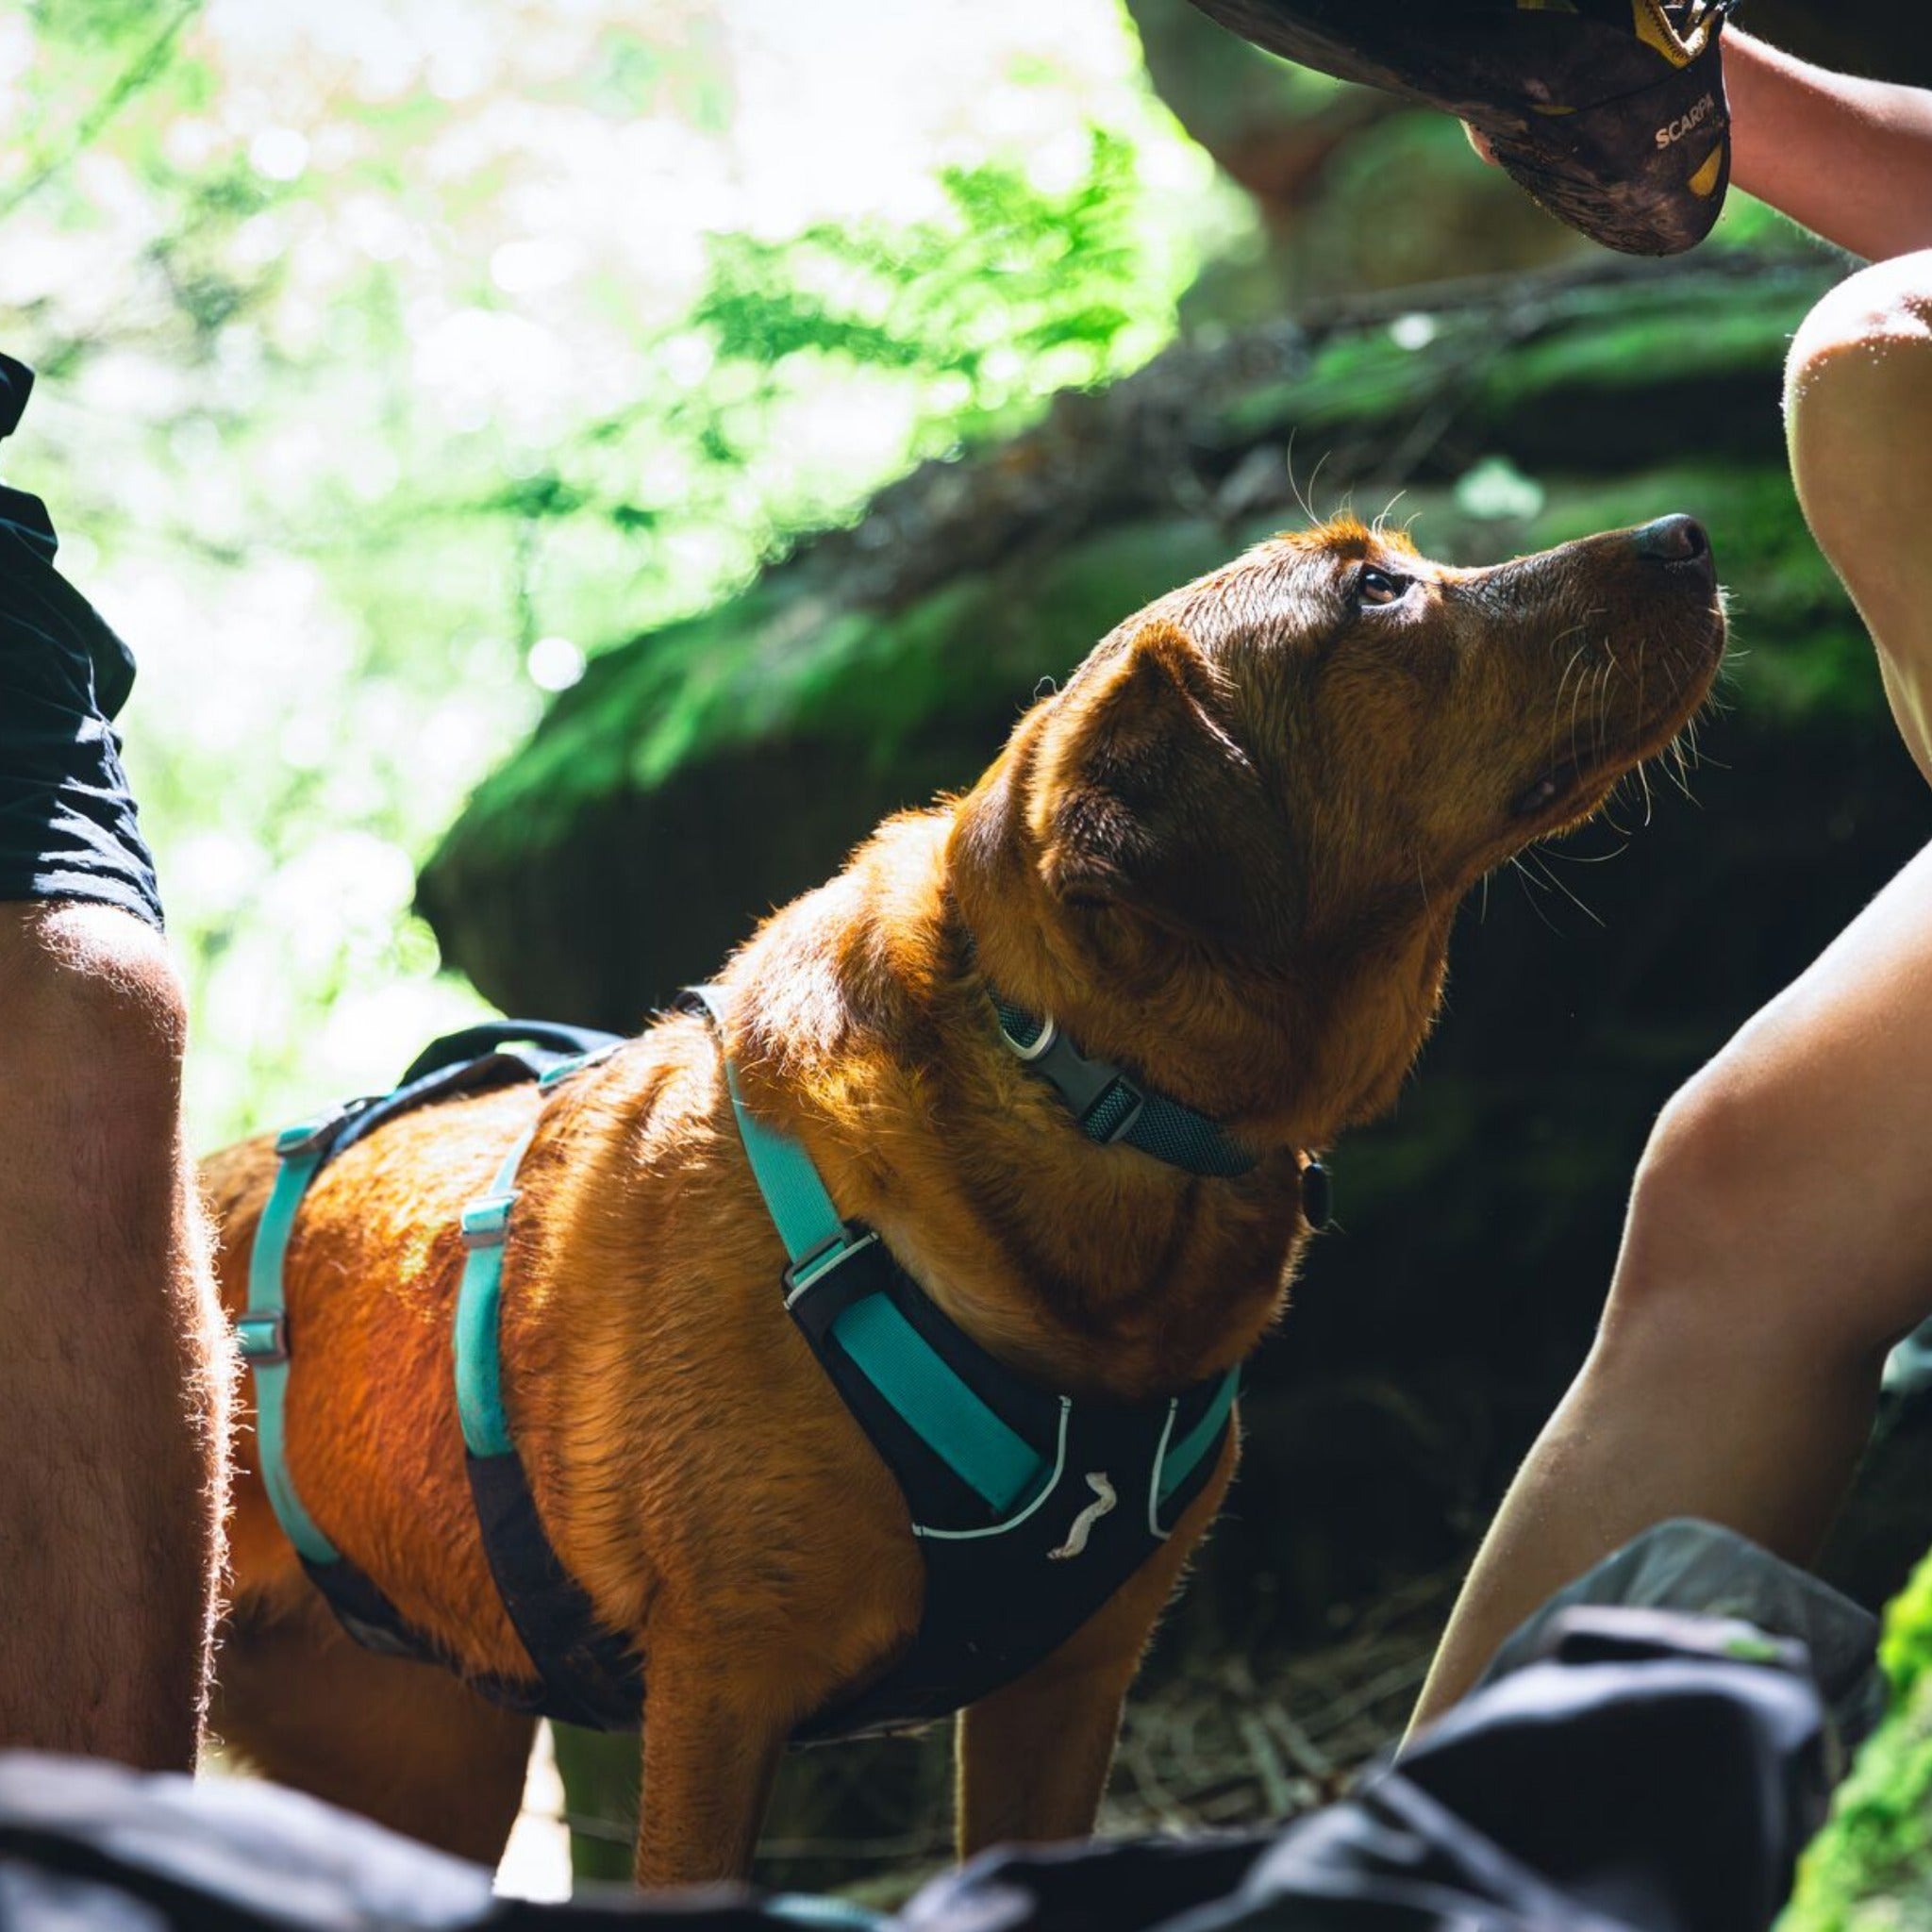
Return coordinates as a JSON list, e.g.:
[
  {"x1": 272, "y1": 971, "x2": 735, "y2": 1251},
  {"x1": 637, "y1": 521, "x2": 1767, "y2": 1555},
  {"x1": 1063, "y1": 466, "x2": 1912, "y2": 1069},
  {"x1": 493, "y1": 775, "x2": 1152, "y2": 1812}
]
[{"x1": 1033, "y1": 620, "x2": 1269, "y2": 935}]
